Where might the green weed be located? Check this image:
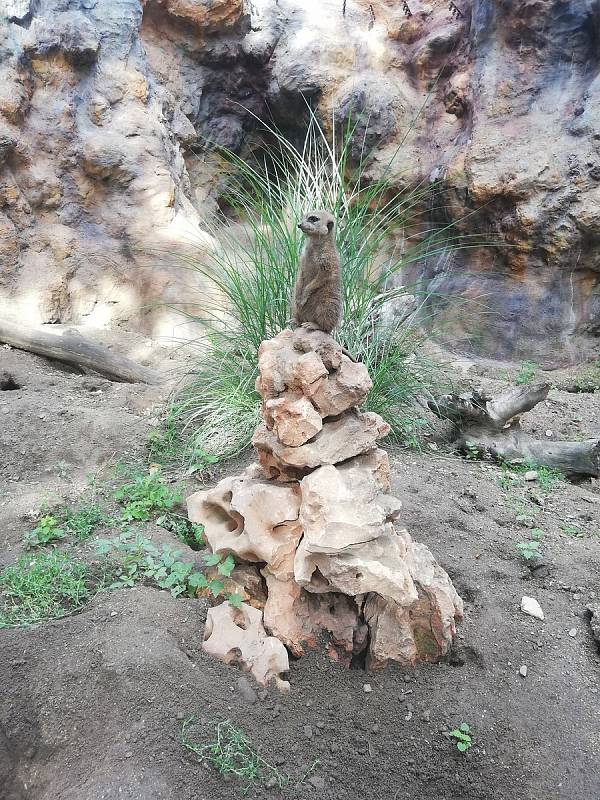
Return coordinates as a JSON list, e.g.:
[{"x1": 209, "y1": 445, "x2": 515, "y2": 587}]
[
  {"x1": 498, "y1": 460, "x2": 564, "y2": 493},
  {"x1": 113, "y1": 469, "x2": 181, "y2": 522},
  {"x1": 155, "y1": 513, "x2": 206, "y2": 550},
  {"x1": 23, "y1": 515, "x2": 65, "y2": 549},
  {"x1": 515, "y1": 360, "x2": 539, "y2": 385},
  {"x1": 0, "y1": 551, "x2": 92, "y2": 627},
  {"x1": 95, "y1": 533, "x2": 240, "y2": 603},
  {"x1": 180, "y1": 718, "x2": 319, "y2": 792},
  {"x1": 448, "y1": 723, "x2": 473, "y2": 753},
  {"x1": 561, "y1": 522, "x2": 584, "y2": 538},
  {"x1": 63, "y1": 504, "x2": 109, "y2": 541},
  {"x1": 516, "y1": 527, "x2": 544, "y2": 561}
]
